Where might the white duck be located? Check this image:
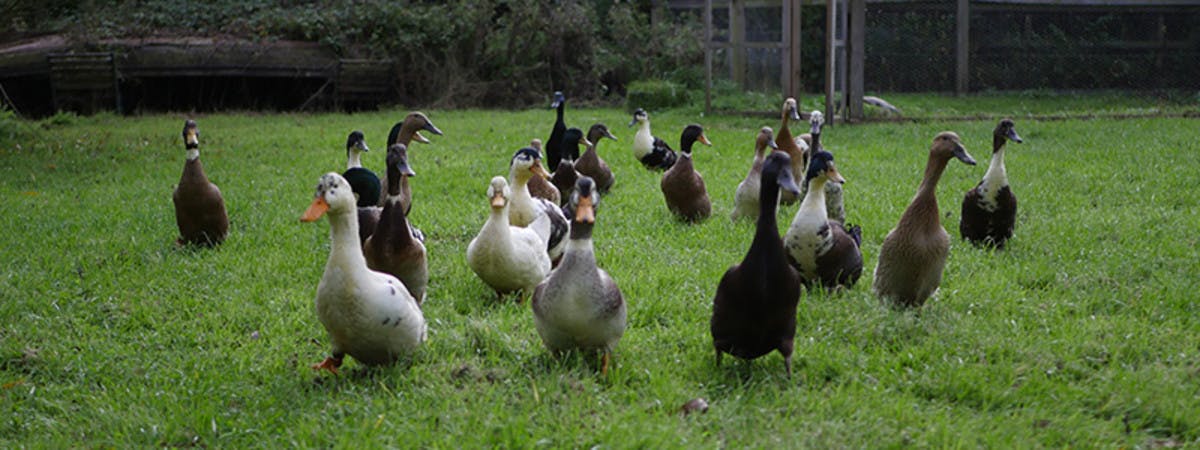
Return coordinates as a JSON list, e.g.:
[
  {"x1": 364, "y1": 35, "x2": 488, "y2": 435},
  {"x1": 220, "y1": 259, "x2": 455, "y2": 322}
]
[
  {"x1": 532, "y1": 177, "x2": 626, "y2": 374},
  {"x1": 508, "y1": 147, "x2": 569, "y2": 263},
  {"x1": 730, "y1": 126, "x2": 779, "y2": 221},
  {"x1": 300, "y1": 172, "x2": 427, "y2": 374},
  {"x1": 467, "y1": 176, "x2": 552, "y2": 299}
]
